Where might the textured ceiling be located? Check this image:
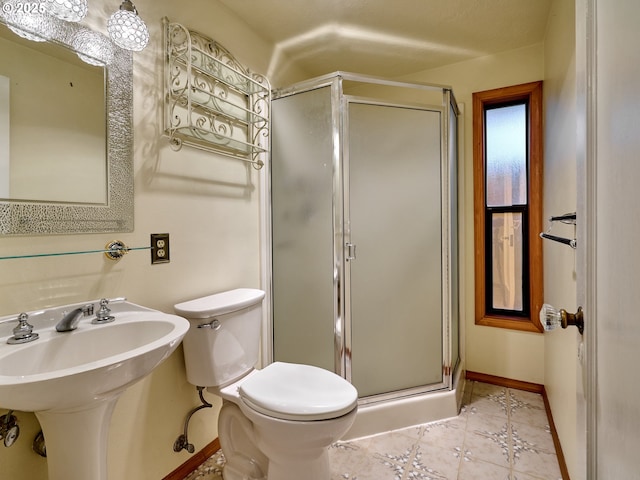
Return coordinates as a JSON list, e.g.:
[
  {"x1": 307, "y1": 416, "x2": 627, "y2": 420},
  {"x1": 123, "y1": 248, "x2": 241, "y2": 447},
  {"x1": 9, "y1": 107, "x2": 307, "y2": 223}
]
[{"x1": 218, "y1": 0, "x2": 553, "y2": 81}]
